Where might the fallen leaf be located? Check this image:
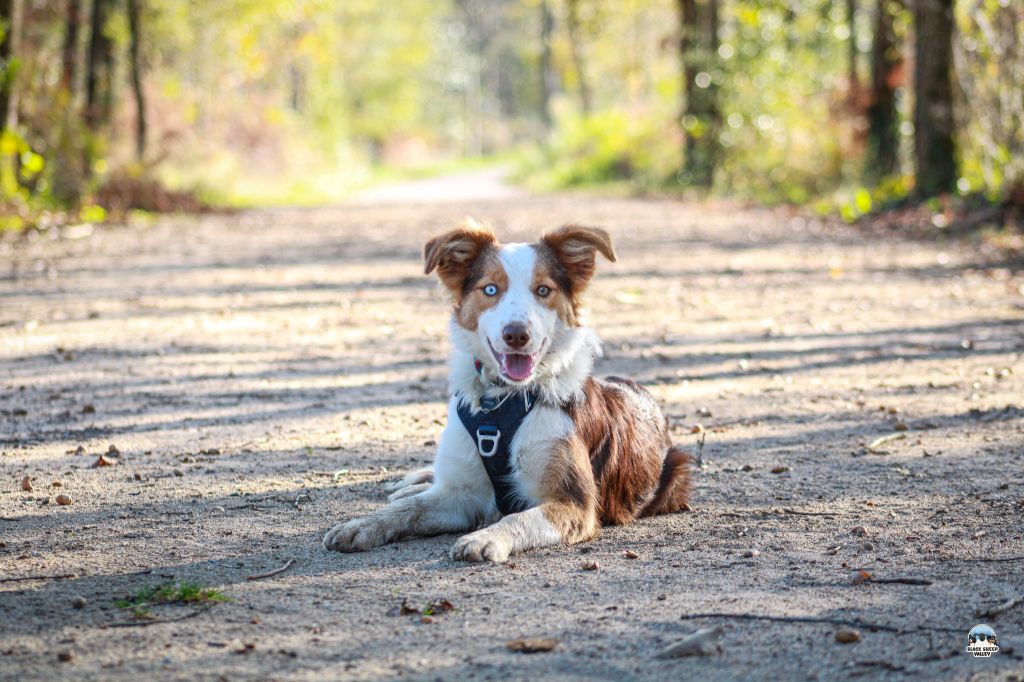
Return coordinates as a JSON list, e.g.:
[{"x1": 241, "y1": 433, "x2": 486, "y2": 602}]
[
  {"x1": 387, "y1": 599, "x2": 421, "y2": 617},
  {"x1": 506, "y1": 637, "x2": 558, "y2": 653},
  {"x1": 423, "y1": 599, "x2": 455, "y2": 615},
  {"x1": 852, "y1": 569, "x2": 873, "y2": 584},
  {"x1": 657, "y1": 626, "x2": 723, "y2": 658},
  {"x1": 866, "y1": 433, "x2": 906, "y2": 454}
]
